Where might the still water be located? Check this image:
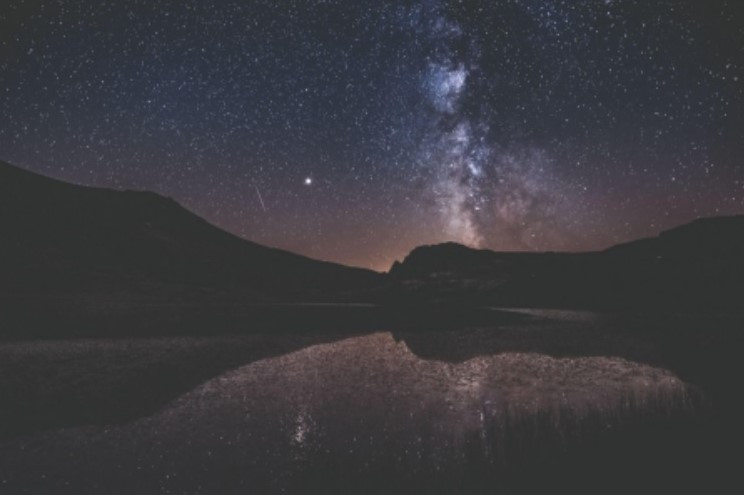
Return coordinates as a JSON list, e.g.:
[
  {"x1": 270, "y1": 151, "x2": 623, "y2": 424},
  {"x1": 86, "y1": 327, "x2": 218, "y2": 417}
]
[{"x1": 1, "y1": 327, "x2": 694, "y2": 494}]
